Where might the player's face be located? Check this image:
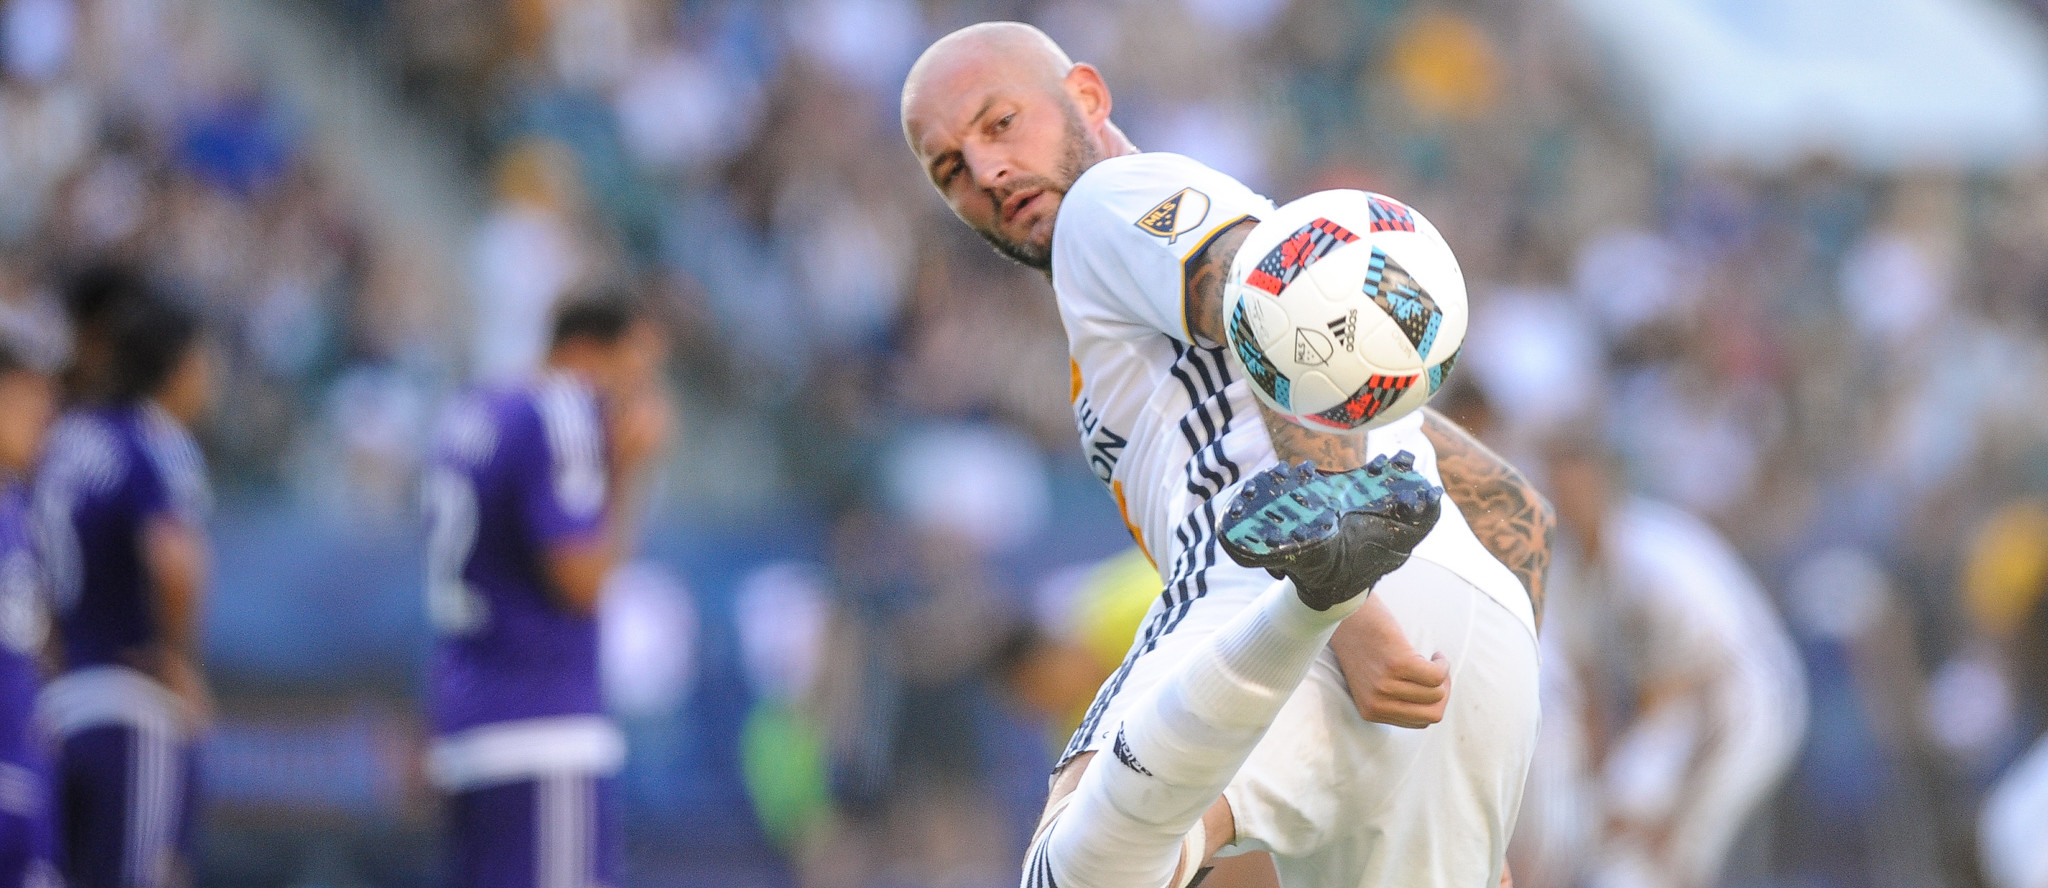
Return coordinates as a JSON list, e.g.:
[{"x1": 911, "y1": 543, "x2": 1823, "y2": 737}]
[
  {"x1": 908, "y1": 72, "x2": 1103, "y2": 269},
  {"x1": 619, "y1": 320, "x2": 668, "y2": 390},
  {"x1": 0, "y1": 368, "x2": 54, "y2": 475},
  {"x1": 597, "y1": 319, "x2": 669, "y2": 397},
  {"x1": 156, "y1": 342, "x2": 215, "y2": 426}
]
